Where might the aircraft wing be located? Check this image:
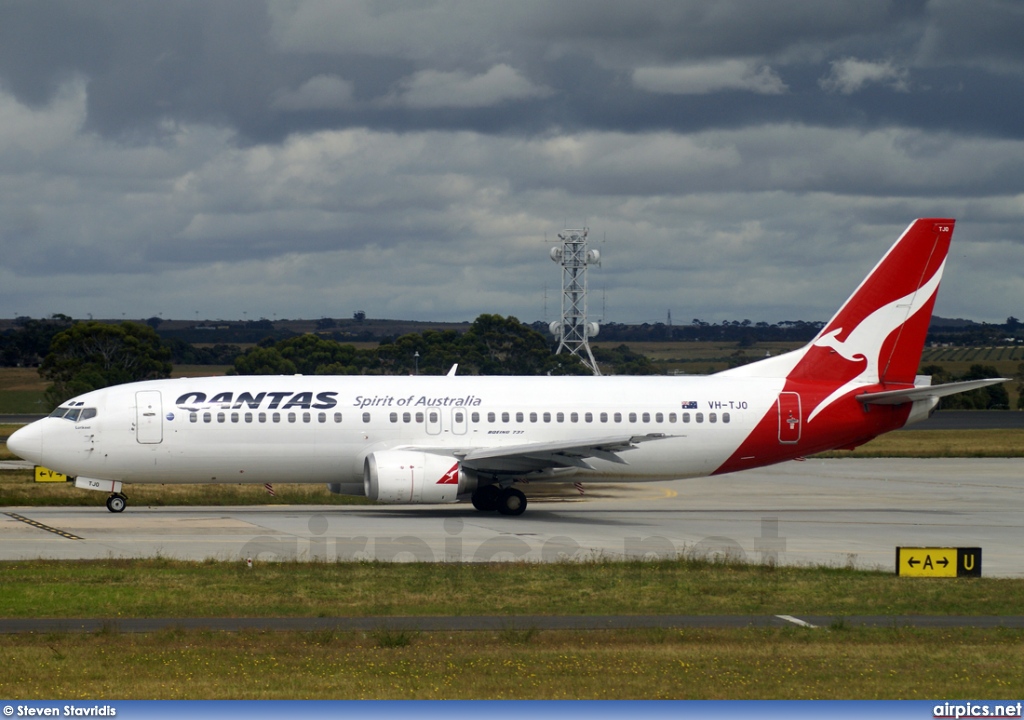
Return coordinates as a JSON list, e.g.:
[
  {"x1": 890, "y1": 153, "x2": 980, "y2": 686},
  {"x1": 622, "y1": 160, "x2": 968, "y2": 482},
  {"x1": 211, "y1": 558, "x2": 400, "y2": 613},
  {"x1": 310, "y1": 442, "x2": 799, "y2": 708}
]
[
  {"x1": 856, "y1": 378, "x2": 1008, "y2": 406},
  {"x1": 434, "y1": 433, "x2": 674, "y2": 474}
]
